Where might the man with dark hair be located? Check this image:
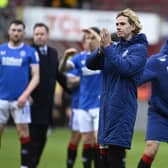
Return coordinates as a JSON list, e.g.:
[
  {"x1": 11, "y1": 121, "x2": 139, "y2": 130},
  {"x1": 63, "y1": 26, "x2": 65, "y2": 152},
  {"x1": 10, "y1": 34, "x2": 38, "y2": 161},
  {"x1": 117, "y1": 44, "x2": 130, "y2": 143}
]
[
  {"x1": 27, "y1": 22, "x2": 78, "y2": 168},
  {"x1": 66, "y1": 33, "x2": 91, "y2": 168},
  {"x1": 59, "y1": 27, "x2": 102, "y2": 168},
  {"x1": 0, "y1": 19, "x2": 39, "y2": 168}
]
